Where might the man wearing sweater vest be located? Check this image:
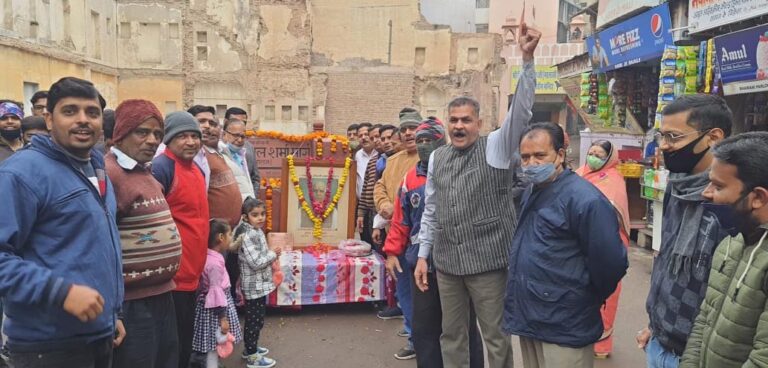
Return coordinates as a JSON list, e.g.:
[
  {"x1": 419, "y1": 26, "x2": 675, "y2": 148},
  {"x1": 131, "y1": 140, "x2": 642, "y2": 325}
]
[
  {"x1": 414, "y1": 23, "x2": 540, "y2": 368},
  {"x1": 106, "y1": 99, "x2": 182, "y2": 368},
  {"x1": 151, "y1": 111, "x2": 210, "y2": 368}
]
